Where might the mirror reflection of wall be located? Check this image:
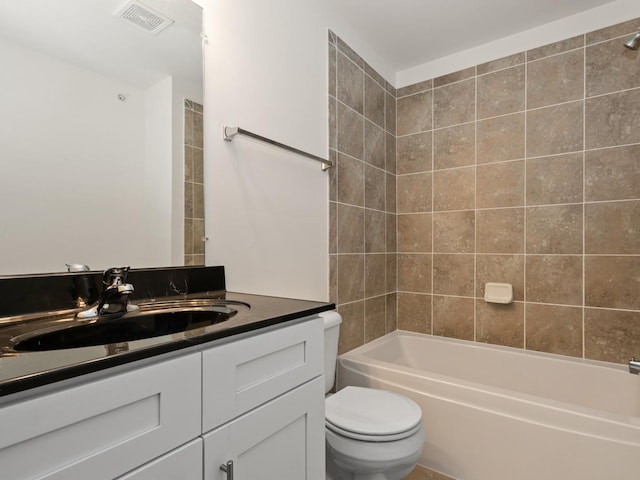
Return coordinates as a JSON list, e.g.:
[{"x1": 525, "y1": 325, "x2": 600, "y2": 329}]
[
  {"x1": 0, "y1": 0, "x2": 203, "y2": 276},
  {"x1": 184, "y1": 99, "x2": 205, "y2": 266}
]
